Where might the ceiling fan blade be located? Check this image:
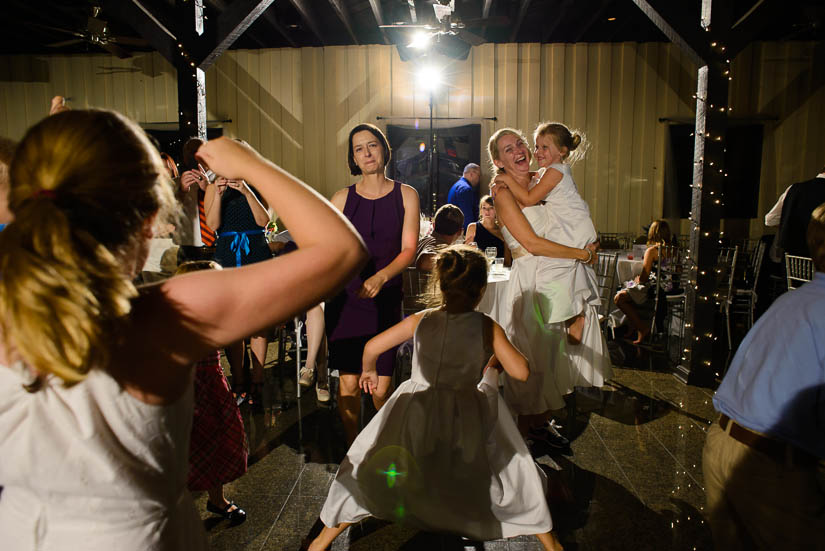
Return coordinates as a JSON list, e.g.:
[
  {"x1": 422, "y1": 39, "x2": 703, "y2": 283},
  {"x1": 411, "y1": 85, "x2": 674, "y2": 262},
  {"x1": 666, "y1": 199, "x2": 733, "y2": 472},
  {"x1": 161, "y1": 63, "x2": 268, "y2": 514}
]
[
  {"x1": 379, "y1": 24, "x2": 435, "y2": 29},
  {"x1": 456, "y1": 28, "x2": 485, "y2": 46},
  {"x1": 461, "y1": 15, "x2": 510, "y2": 27},
  {"x1": 46, "y1": 39, "x2": 85, "y2": 48},
  {"x1": 108, "y1": 36, "x2": 151, "y2": 47},
  {"x1": 100, "y1": 41, "x2": 132, "y2": 59},
  {"x1": 26, "y1": 22, "x2": 86, "y2": 38}
]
